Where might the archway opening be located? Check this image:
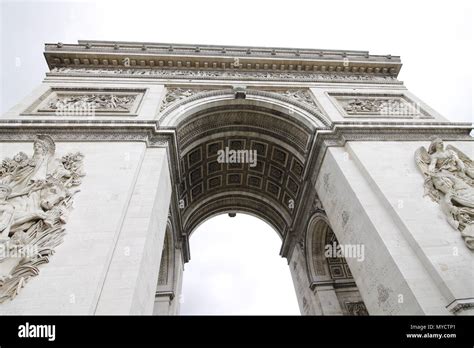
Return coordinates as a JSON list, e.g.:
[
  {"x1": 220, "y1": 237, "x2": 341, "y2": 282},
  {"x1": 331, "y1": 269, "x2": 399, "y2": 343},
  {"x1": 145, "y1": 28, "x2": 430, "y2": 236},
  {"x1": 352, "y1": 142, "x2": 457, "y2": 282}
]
[
  {"x1": 168, "y1": 95, "x2": 324, "y2": 240},
  {"x1": 180, "y1": 213, "x2": 300, "y2": 315},
  {"x1": 161, "y1": 90, "x2": 328, "y2": 315},
  {"x1": 302, "y1": 213, "x2": 368, "y2": 315}
]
